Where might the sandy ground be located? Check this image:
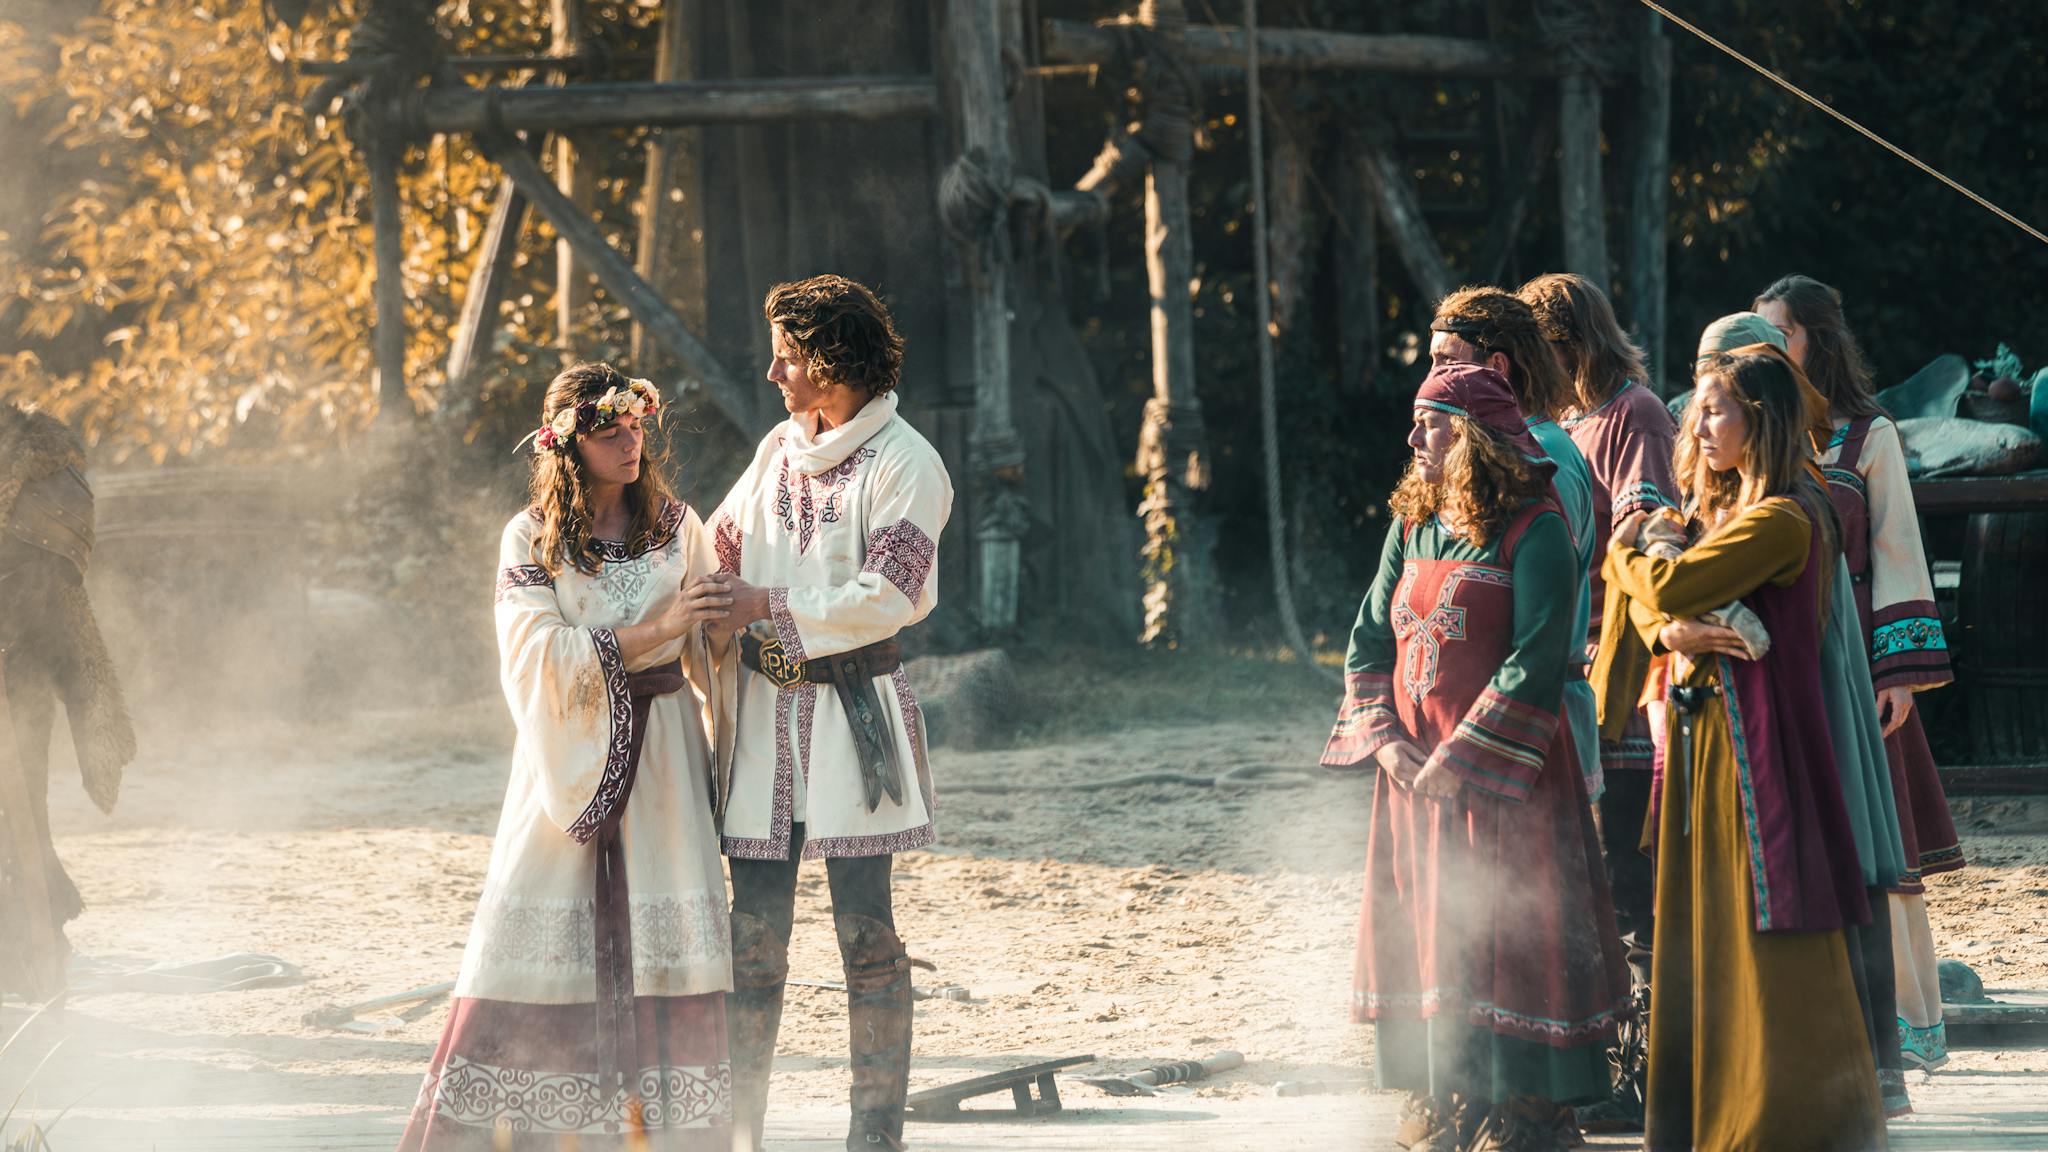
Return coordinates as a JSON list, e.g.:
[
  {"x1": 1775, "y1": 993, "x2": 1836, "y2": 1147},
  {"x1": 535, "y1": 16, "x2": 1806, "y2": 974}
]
[{"x1": 5, "y1": 688, "x2": 2048, "y2": 1150}]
